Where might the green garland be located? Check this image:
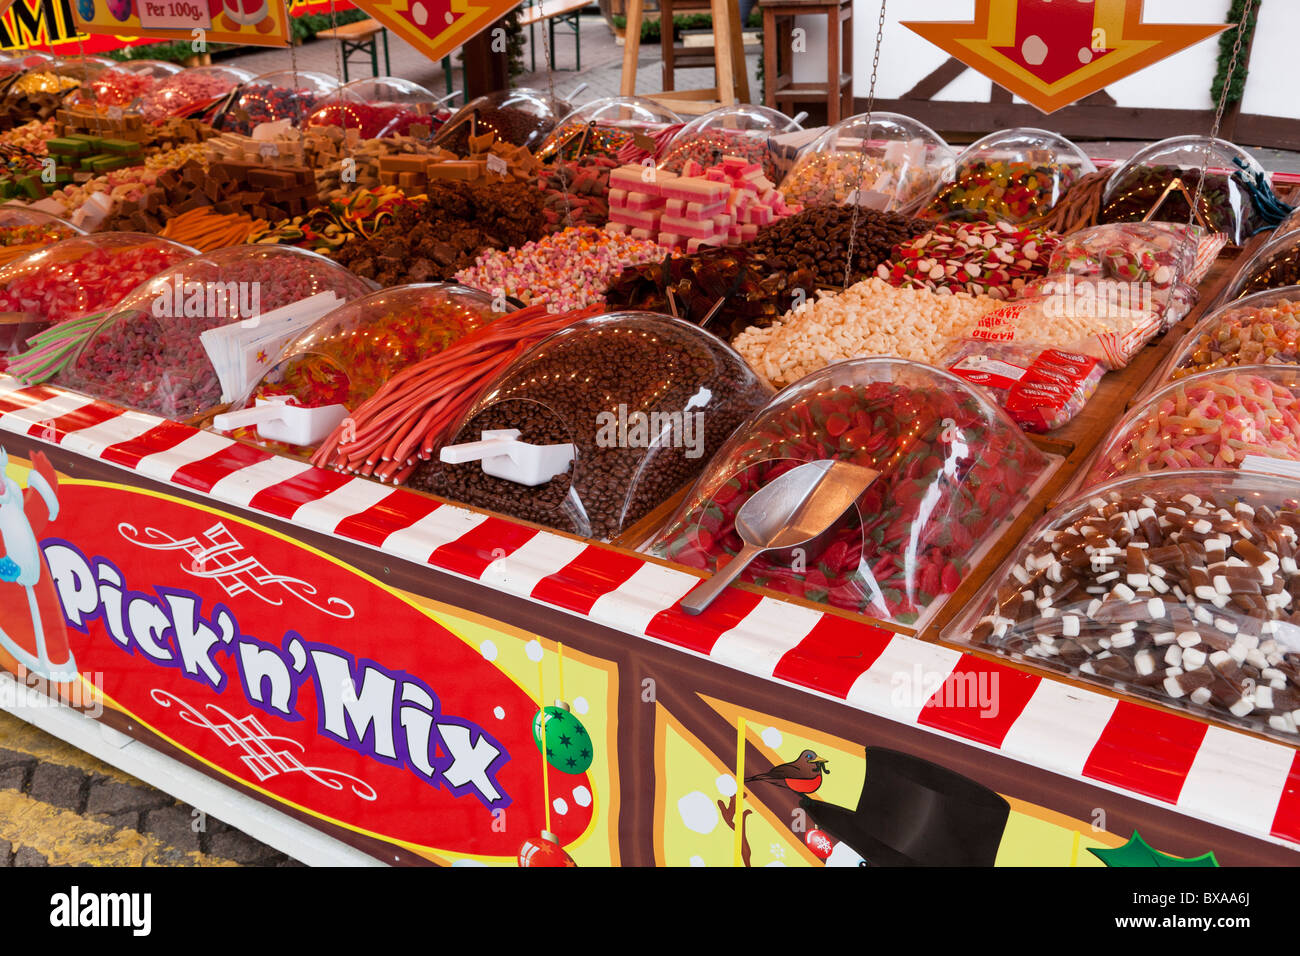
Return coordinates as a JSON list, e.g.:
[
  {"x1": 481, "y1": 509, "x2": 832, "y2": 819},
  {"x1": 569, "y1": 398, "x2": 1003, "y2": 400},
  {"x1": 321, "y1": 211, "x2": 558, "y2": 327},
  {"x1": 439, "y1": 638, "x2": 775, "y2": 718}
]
[{"x1": 1210, "y1": 0, "x2": 1259, "y2": 107}]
